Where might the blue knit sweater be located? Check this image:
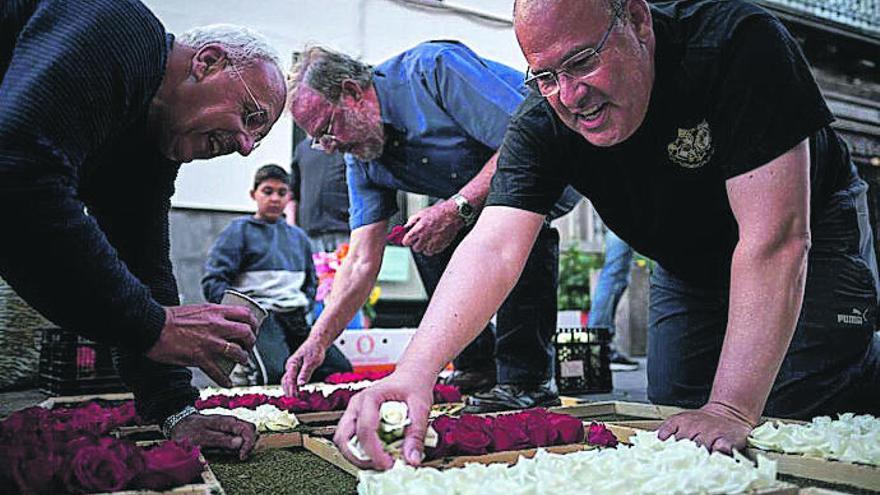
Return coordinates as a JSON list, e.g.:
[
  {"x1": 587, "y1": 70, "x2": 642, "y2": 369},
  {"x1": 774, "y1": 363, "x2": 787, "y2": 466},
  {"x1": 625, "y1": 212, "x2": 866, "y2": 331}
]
[
  {"x1": 0, "y1": 0, "x2": 196, "y2": 423},
  {"x1": 202, "y1": 217, "x2": 317, "y2": 312}
]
